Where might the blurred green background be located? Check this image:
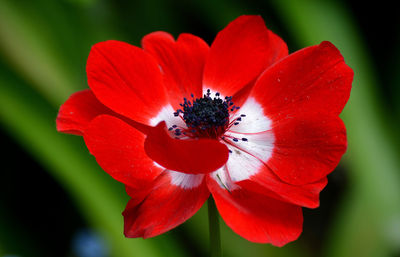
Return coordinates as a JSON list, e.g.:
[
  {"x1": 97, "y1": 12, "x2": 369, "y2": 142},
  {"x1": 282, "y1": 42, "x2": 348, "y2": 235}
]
[{"x1": 0, "y1": 0, "x2": 399, "y2": 257}]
